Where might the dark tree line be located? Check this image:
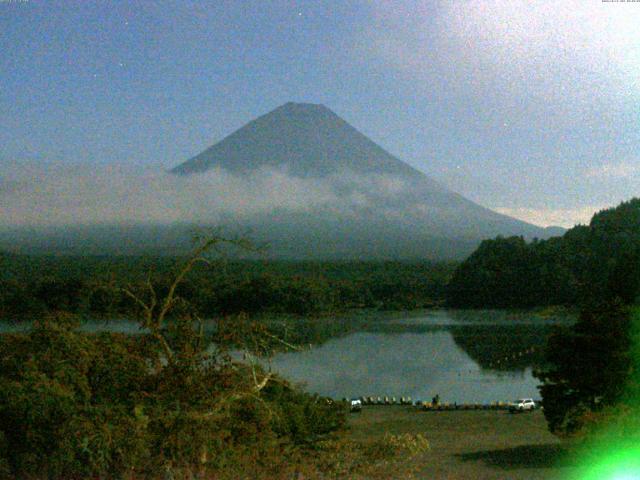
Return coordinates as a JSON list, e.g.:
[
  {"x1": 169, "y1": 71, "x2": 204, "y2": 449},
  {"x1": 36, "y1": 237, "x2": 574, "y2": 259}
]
[
  {"x1": 446, "y1": 235, "x2": 576, "y2": 308},
  {"x1": 447, "y1": 199, "x2": 640, "y2": 309},
  {"x1": 536, "y1": 300, "x2": 636, "y2": 436},
  {"x1": 446, "y1": 199, "x2": 640, "y2": 438},
  {"x1": 0, "y1": 258, "x2": 455, "y2": 321}
]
